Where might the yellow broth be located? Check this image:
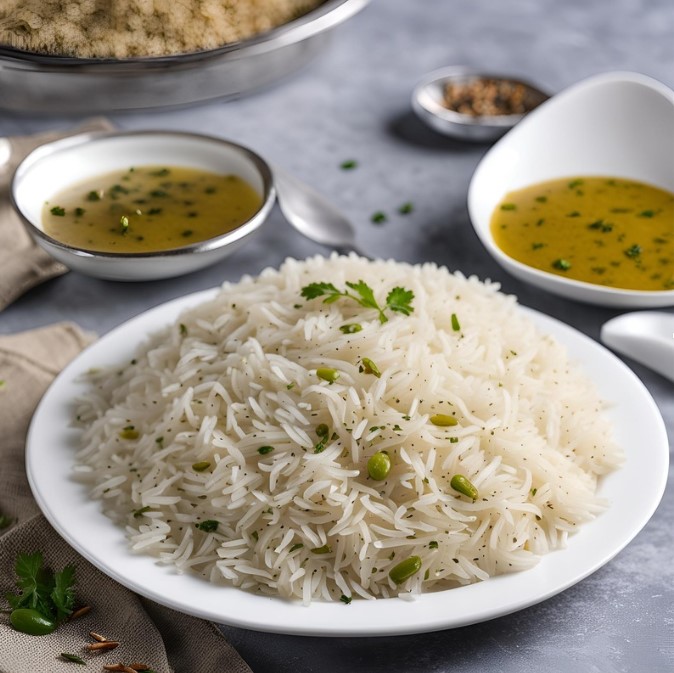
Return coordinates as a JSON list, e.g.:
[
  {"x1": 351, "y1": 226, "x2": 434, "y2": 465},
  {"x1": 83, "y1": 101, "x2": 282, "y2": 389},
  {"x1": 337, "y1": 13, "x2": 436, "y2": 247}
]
[
  {"x1": 490, "y1": 176, "x2": 674, "y2": 291},
  {"x1": 42, "y1": 165, "x2": 262, "y2": 253}
]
